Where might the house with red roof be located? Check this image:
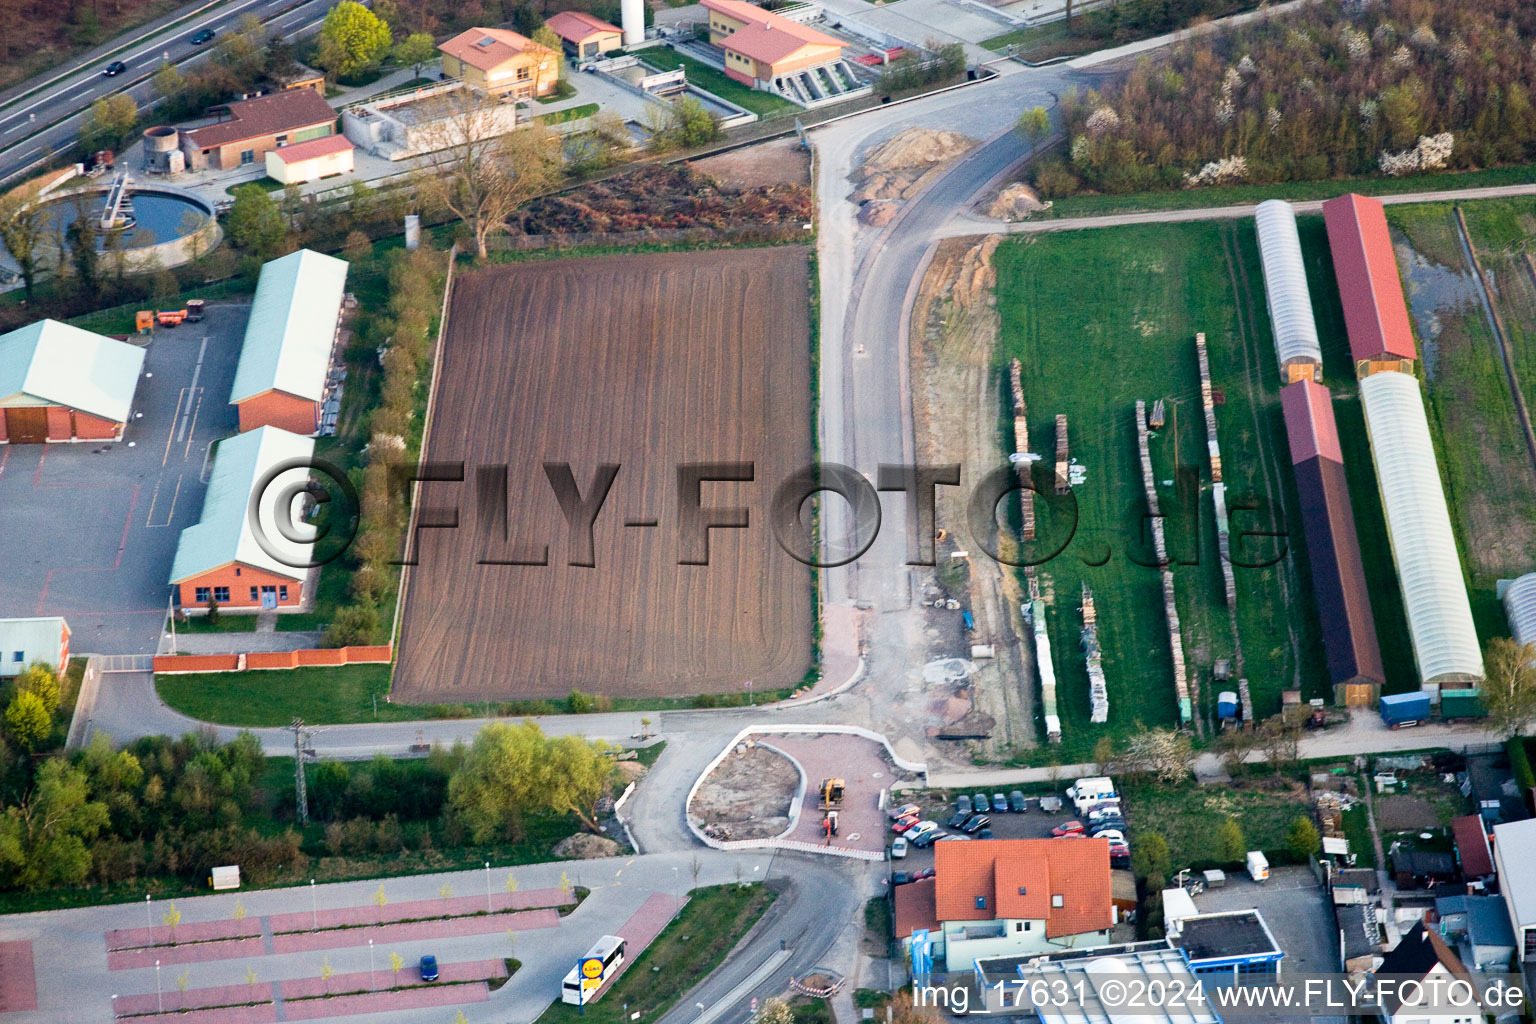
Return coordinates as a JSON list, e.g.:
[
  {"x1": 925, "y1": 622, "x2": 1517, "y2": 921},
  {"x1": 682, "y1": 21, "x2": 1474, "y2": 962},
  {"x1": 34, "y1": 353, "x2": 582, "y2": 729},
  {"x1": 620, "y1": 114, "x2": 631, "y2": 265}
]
[
  {"x1": 920, "y1": 839, "x2": 1115, "y2": 971},
  {"x1": 180, "y1": 87, "x2": 338, "y2": 171},
  {"x1": 438, "y1": 27, "x2": 560, "y2": 99},
  {"x1": 700, "y1": 0, "x2": 847, "y2": 92},
  {"x1": 545, "y1": 11, "x2": 622, "y2": 60}
]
